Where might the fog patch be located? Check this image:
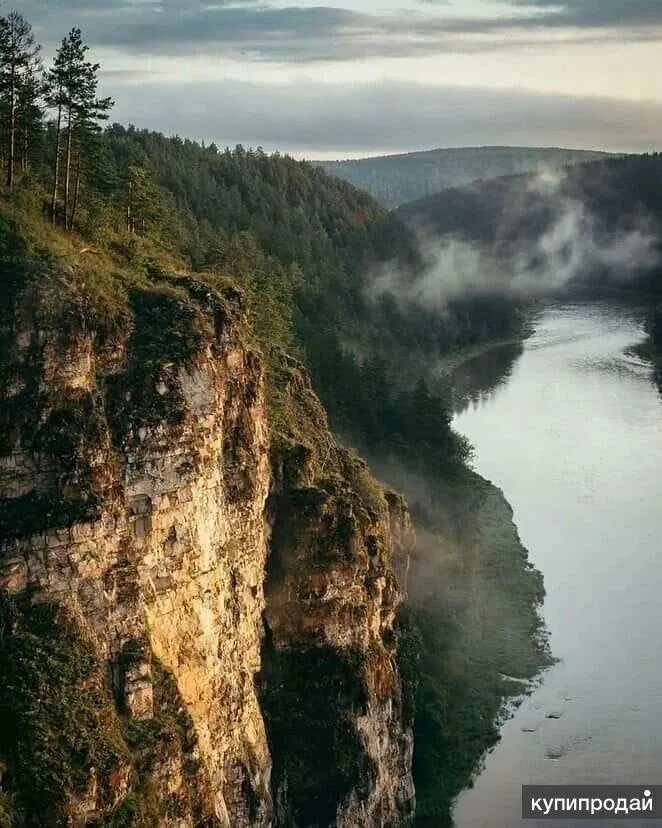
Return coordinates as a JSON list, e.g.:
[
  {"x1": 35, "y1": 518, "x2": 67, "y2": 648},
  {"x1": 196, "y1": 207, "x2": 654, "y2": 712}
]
[{"x1": 370, "y1": 168, "x2": 659, "y2": 310}]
